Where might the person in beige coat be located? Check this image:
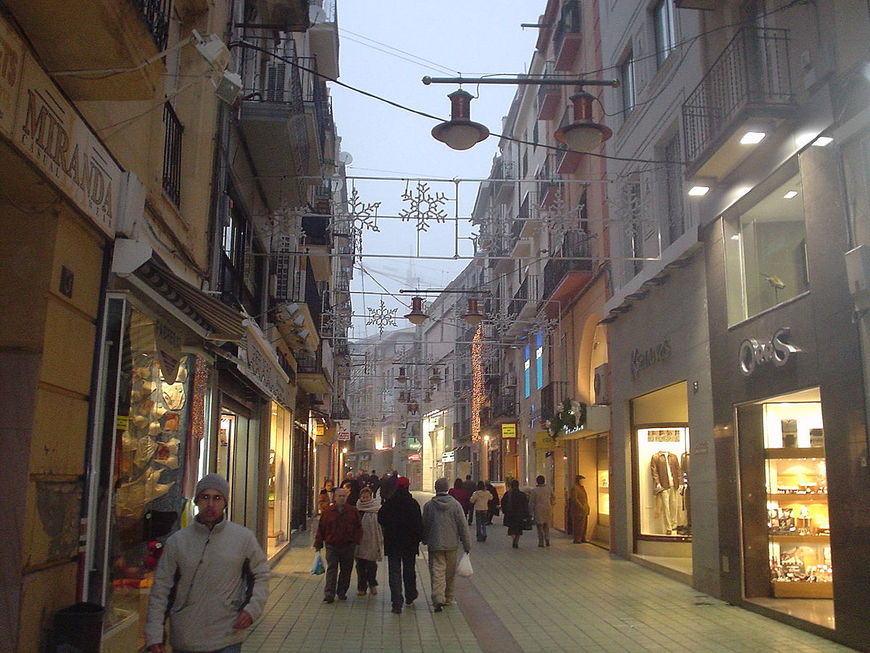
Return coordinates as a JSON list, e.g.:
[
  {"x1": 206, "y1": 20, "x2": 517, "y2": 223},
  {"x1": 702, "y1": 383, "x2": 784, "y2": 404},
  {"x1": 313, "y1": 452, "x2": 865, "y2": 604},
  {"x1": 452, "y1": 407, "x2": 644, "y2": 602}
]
[
  {"x1": 528, "y1": 475, "x2": 556, "y2": 547},
  {"x1": 355, "y1": 486, "x2": 383, "y2": 596}
]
